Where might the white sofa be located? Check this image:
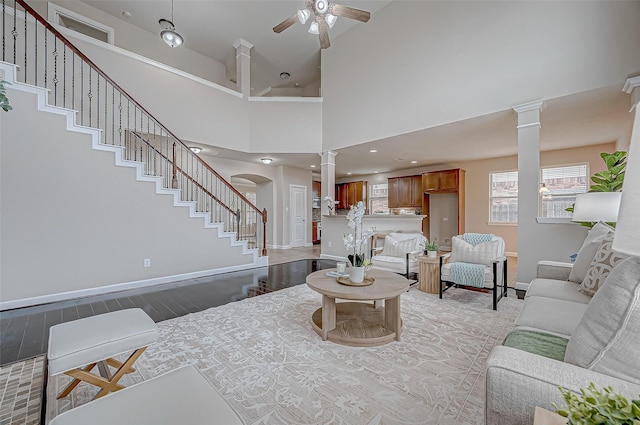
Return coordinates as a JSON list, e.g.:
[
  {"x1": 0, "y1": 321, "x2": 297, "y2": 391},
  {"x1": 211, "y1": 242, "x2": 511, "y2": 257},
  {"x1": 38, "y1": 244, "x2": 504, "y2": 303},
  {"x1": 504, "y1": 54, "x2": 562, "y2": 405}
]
[{"x1": 485, "y1": 224, "x2": 640, "y2": 425}]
